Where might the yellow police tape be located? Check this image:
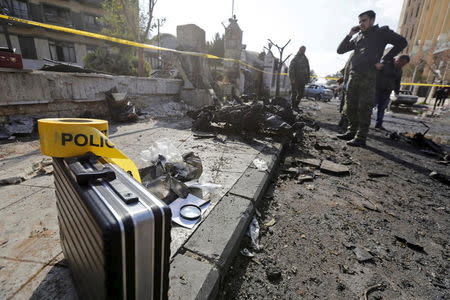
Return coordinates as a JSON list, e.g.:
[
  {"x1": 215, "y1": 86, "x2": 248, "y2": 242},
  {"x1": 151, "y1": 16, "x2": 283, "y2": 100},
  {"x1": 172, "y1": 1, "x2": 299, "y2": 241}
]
[
  {"x1": 38, "y1": 118, "x2": 141, "y2": 182},
  {"x1": 1, "y1": 14, "x2": 449, "y2": 87}
]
